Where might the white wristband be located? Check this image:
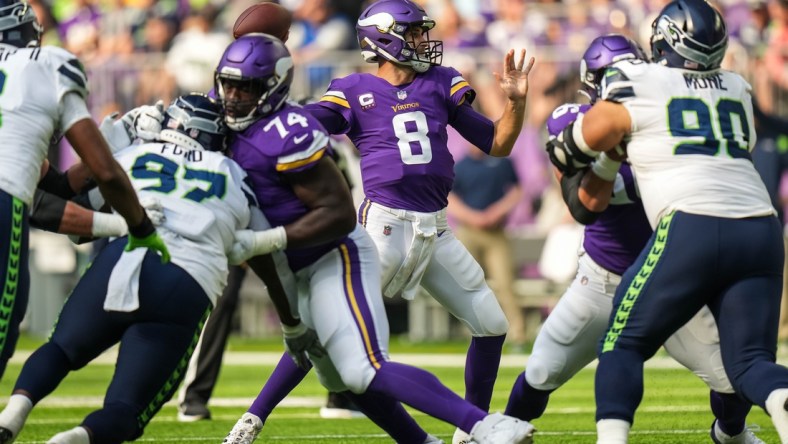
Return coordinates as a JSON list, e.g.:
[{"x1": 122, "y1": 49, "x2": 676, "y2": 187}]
[
  {"x1": 253, "y1": 225, "x2": 288, "y2": 255},
  {"x1": 281, "y1": 321, "x2": 306, "y2": 337},
  {"x1": 591, "y1": 152, "x2": 622, "y2": 182},
  {"x1": 92, "y1": 212, "x2": 128, "y2": 237}
]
